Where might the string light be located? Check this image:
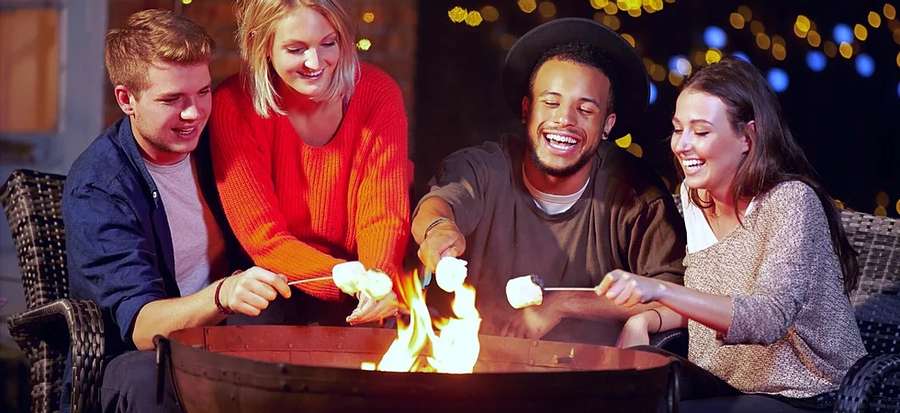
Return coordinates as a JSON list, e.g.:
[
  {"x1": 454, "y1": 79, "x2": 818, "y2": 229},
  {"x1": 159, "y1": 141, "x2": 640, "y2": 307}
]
[
  {"x1": 729, "y1": 13, "x2": 745, "y2": 29},
  {"x1": 465, "y1": 10, "x2": 483, "y2": 27},
  {"x1": 838, "y1": 42, "x2": 853, "y2": 59},
  {"x1": 448, "y1": 6, "x2": 467, "y2": 23},
  {"x1": 538, "y1": 1, "x2": 557, "y2": 18},
  {"x1": 854, "y1": 24, "x2": 868, "y2": 41},
  {"x1": 517, "y1": 0, "x2": 537, "y2": 13},
  {"x1": 590, "y1": 0, "x2": 610, "y2": 10},
  {"x1": 807, "y1": 30, "x2": 821, "y2": 47},
  {"x1": 806, "y1": 50, "x2": 826, "y2": 71},
  {"x1": 362, "y1": 11, "x2": 375, "y2": 23},
  {"x1": 884, "y1": 4, "x2": 896, "y2": 20},
  {"x1": 855, "y1": 53, "x2": 875, "y2": 76},
  {"x1": 356, "y1": 38, "x2": 372, "y2": 51},
  {"x1": 705, "y1": 48, "x2": 722, "y2": 64},
  {"x1": 481, "y1": 6, "x2": 499, "y2": 22},
  {"x1": 867, "y1": 11, "x2": 881, "y2": 28}
]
